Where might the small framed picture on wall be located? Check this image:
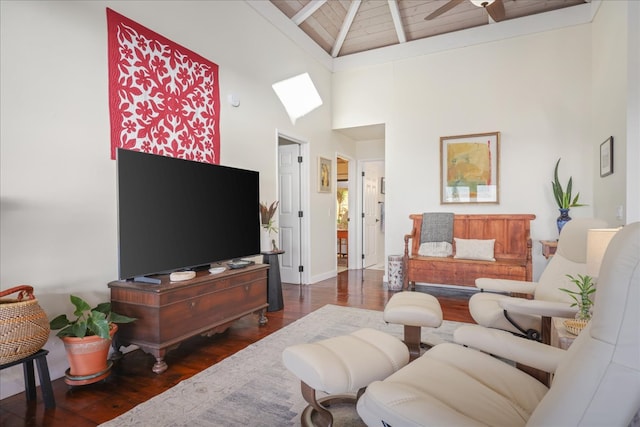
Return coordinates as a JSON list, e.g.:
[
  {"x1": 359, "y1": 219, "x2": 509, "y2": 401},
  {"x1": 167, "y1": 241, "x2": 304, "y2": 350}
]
[
  {"x1": 318, "y1": 156, "x2": 332, "y2": 193},
  {"x1": 600, "y1": 136, "x2": 613, "y2": 177}
]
